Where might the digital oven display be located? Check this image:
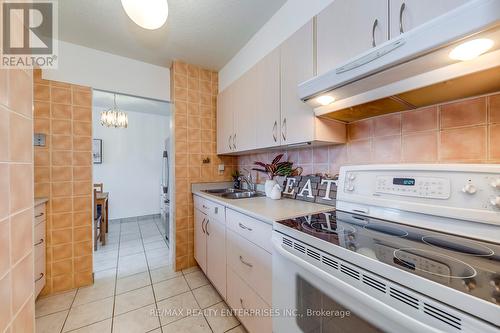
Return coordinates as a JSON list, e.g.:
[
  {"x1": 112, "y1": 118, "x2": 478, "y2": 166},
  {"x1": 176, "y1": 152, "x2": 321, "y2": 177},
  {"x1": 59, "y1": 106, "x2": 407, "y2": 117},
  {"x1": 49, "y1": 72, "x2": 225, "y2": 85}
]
[{"x1": 393, "y1": 178, "x2": 416, "y2": 186}]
